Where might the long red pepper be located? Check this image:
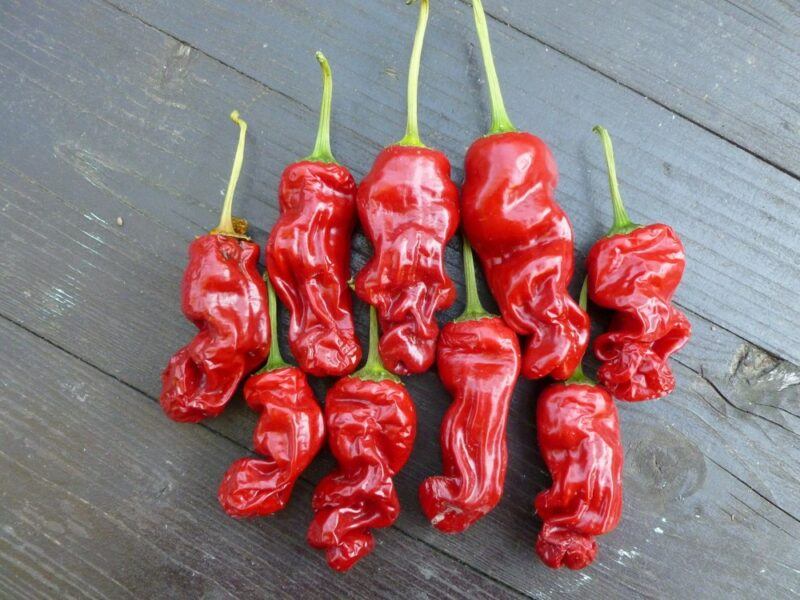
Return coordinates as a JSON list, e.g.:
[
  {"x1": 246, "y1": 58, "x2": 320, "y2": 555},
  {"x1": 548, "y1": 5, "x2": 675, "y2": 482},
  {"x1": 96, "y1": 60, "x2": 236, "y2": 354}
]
[
  {"x1": 587, "y1": 127, "x2": 691, "y2": 401},
  {"x1": 218, "y1": 277, "x2": 325, "y2": 517},
  {"x1": 534, "y1": 283, "x2": 624, "y2": 570},
  {"x1": 354, "y1": 0, "x2": 459, "y2": 375},
  {"x1": 419, "y1": 237, "x2": 520, "y2": 533},
  {"x1": 307, "y1": 306, "x2": 417, "y2": 572},
  {"x1": 160, "y1": 112, "x2": 269, "y2": 422},
  {"x1": 267, "y1": 53, "x2": 361, "y2": 377},
  {"x1": 461, "y1": 0, "x2": 589, "y2": 381}
]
